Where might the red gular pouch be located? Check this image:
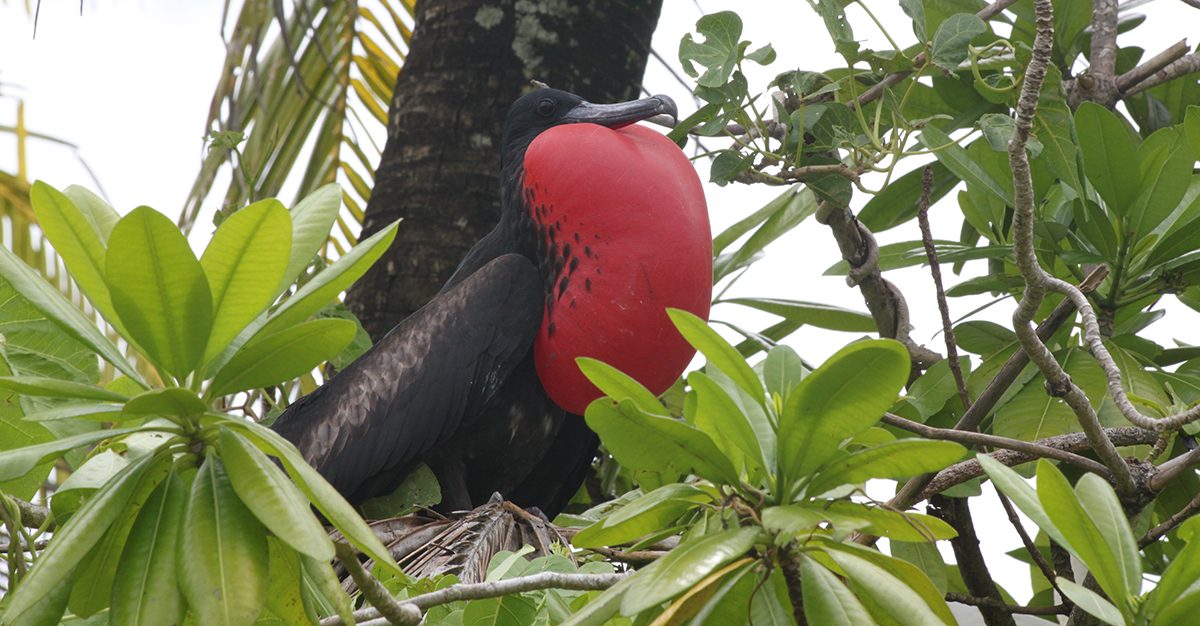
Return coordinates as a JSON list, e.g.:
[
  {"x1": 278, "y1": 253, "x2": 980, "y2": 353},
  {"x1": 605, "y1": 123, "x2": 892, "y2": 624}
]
[{"x1": 523, "y1": 123, "x2": 712, "y2": 415}]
